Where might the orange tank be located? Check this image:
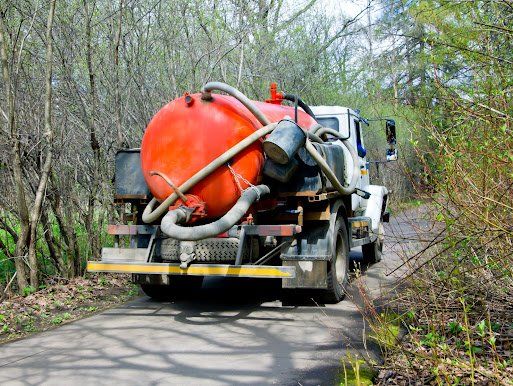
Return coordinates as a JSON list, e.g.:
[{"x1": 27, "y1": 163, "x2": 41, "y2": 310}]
[{"x1": 140, "y1": 92, "x2": 317, "y2": 218}]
